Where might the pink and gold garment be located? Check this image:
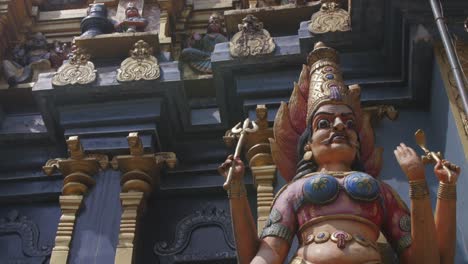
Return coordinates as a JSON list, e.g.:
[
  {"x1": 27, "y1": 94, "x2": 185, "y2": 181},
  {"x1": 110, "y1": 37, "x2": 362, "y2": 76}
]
[{"x1": 260, "y1": 171, "x2": 412, "y2": 255}]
